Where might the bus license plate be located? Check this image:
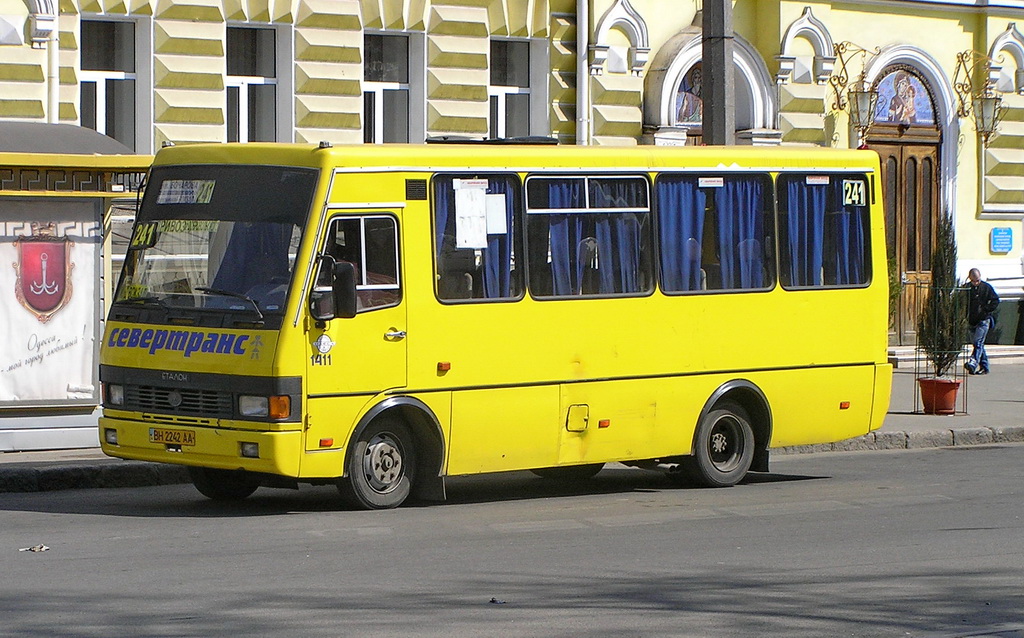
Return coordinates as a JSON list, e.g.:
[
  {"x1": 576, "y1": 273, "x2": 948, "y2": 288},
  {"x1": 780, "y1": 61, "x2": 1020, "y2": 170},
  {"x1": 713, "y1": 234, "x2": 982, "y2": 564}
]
[{"x1": 149, "y1": 427, "x2": 196, "y2": 446}]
